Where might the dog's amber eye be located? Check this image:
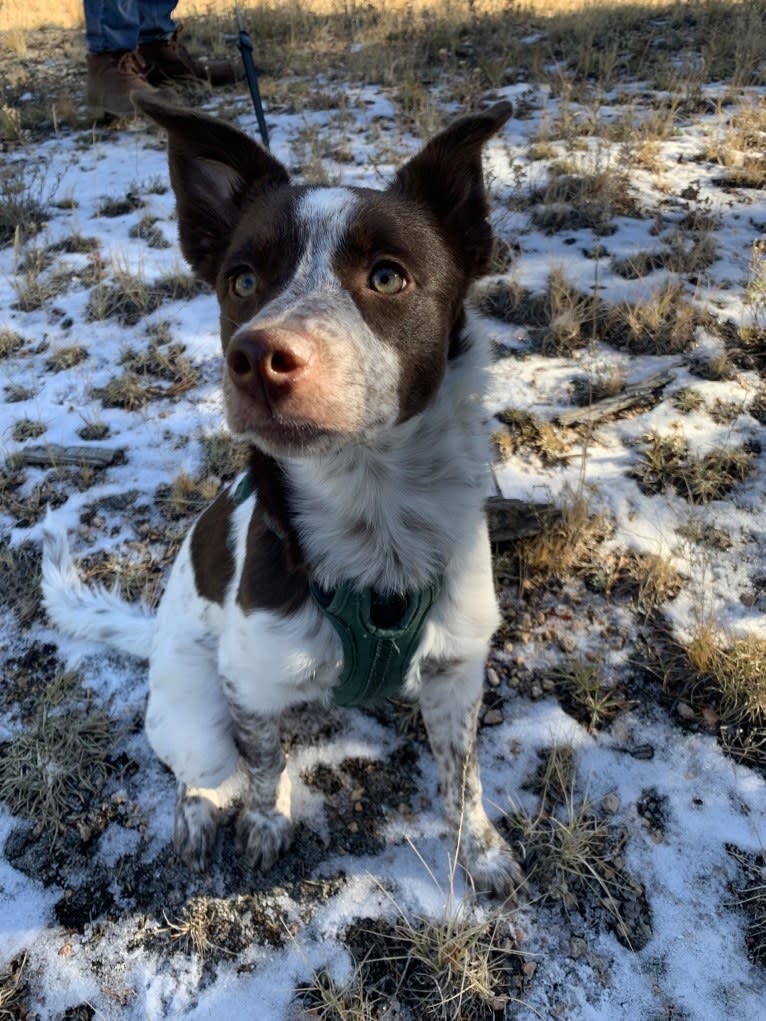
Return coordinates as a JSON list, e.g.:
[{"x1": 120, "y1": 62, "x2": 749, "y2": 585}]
[
  {"x1": 369, "y1": 263, "x2": 406, "y2": 295},
  {"x1": 232, "y1": 270, "x2": 257, "y2": 298}
]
